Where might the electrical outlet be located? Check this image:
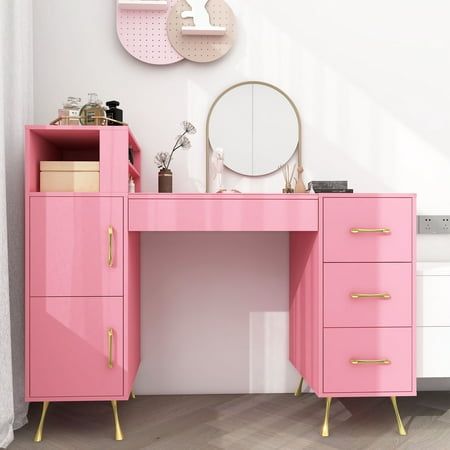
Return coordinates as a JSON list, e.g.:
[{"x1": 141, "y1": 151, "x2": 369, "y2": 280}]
[{"x1": 418, "y1": 216, "x2": 450, "y2": 234}]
